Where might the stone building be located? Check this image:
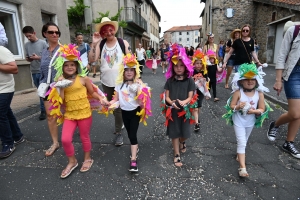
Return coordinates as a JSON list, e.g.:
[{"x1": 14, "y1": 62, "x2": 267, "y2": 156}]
[
  {"x1": 1, "y1": 0, "x2": 70, "y2": 91},
  {"x1": 163, "y1": 25, "x2": 201, "y2": 48},
  {"x1": 200, "y1": 0, "x2": 300, "y2": 63},
  {"x1": 66, "y1": 0, "x2": 161, "y2": 52}
]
